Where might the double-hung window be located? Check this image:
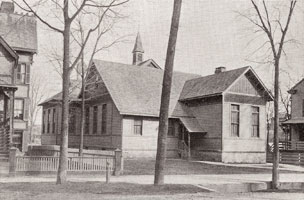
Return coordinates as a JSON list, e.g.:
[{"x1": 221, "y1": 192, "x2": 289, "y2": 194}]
[
  {"x1": 231, "y1": 104, "x2": 240, "y2": 137},
  {"x1": 14, "y1": 99, "x2": 24, "y2": 120},
  {"x1": 252, "y1": 106, "x2": 260, "y2": 137},
  {"x1": 134, "y1": 118, "x2": 143, "y2": 135}
]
